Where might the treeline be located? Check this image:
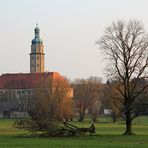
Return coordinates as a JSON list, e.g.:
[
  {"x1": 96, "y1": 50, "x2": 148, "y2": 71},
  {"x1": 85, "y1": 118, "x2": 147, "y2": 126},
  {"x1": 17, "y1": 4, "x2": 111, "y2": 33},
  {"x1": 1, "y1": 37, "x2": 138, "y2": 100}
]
[{"x1": 72, "y1": 77, "x2": 148, "y2": 123}]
